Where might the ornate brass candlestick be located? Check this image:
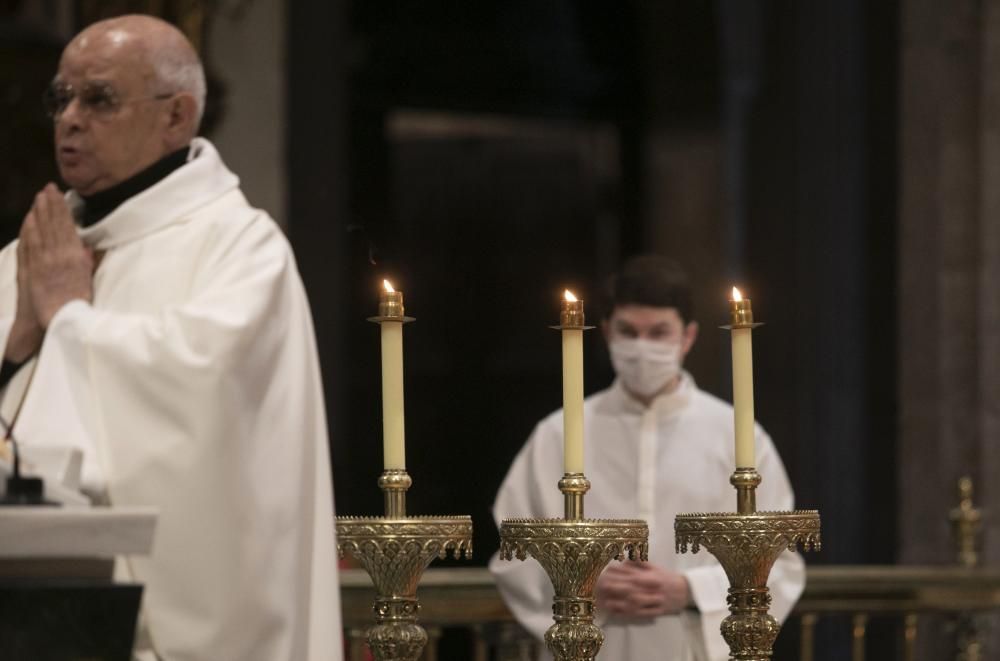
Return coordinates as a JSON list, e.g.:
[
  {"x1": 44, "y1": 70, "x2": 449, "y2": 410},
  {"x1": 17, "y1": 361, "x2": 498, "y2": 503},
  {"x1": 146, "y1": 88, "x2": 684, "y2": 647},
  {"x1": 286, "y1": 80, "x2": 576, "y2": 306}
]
[
  {"x1": 500, "y1": 475, "x2": 648, "y2": 661},
  {"x1": 337, "y1": 284, "x2": 473, "y2": 661},
  {"x1": 675, "y1": 295, "x2": 820, "y2": 661},
  {"x1": 499, "y1": 296, "x2": 649, "y2": 661},
  {"x1": 337, "y1": 472, "x2": 472, "y2": 661},
  {"x1": 675, "y1": 470, "x2": 820, "y2": 660}
]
